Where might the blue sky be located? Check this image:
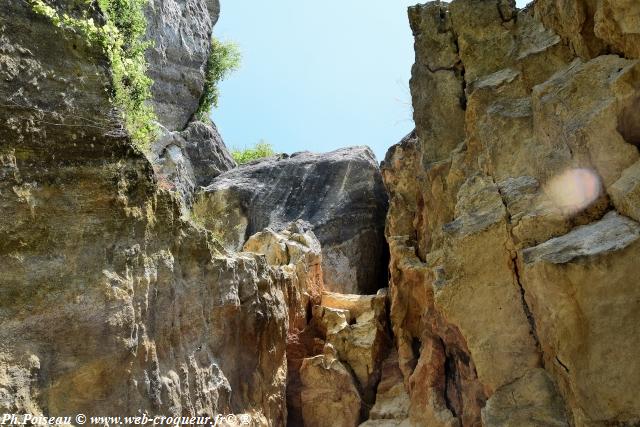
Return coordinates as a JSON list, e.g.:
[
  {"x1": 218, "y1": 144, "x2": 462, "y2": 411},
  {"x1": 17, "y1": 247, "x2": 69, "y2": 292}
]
[{"x1": 212, "y1": 1, "x2": 528, "y2": 162}]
